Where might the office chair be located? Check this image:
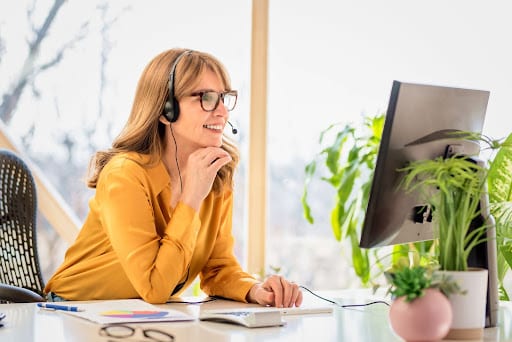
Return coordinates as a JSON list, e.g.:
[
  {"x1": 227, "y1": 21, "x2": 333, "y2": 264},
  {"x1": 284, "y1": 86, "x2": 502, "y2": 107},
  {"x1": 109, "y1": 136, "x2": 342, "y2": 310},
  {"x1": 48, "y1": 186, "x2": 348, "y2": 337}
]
[{"x1": 0, "y1": 149, "x2": 45, "y2": 302}]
